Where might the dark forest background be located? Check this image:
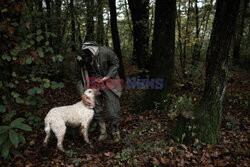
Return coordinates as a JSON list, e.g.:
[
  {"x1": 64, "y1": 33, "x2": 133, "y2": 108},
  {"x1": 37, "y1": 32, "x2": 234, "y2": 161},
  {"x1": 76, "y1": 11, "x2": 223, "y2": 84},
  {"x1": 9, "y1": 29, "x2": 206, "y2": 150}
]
[{"x1": 0, "y1": 0, "x2": 249, "y2": 166}]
